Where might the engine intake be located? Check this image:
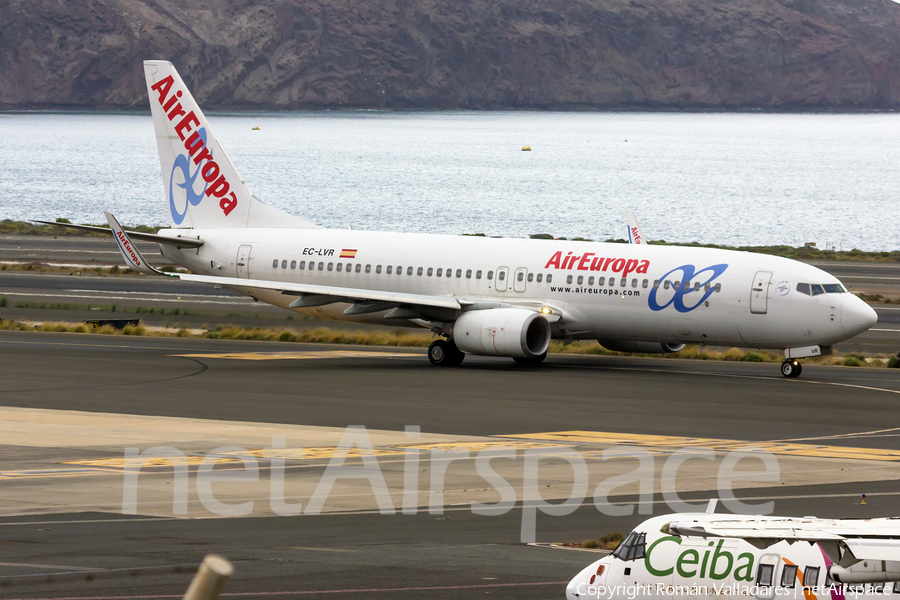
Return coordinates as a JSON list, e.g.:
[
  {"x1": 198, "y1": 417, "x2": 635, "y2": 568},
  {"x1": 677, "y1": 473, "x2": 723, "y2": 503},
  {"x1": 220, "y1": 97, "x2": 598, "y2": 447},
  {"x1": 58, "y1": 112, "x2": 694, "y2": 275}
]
[
  {"x1": 453, "y1": 308, "x2": 551, "y2": 358},
  {"x1": 598, "y1": 339, "x2": 686, "y2": 354}
]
